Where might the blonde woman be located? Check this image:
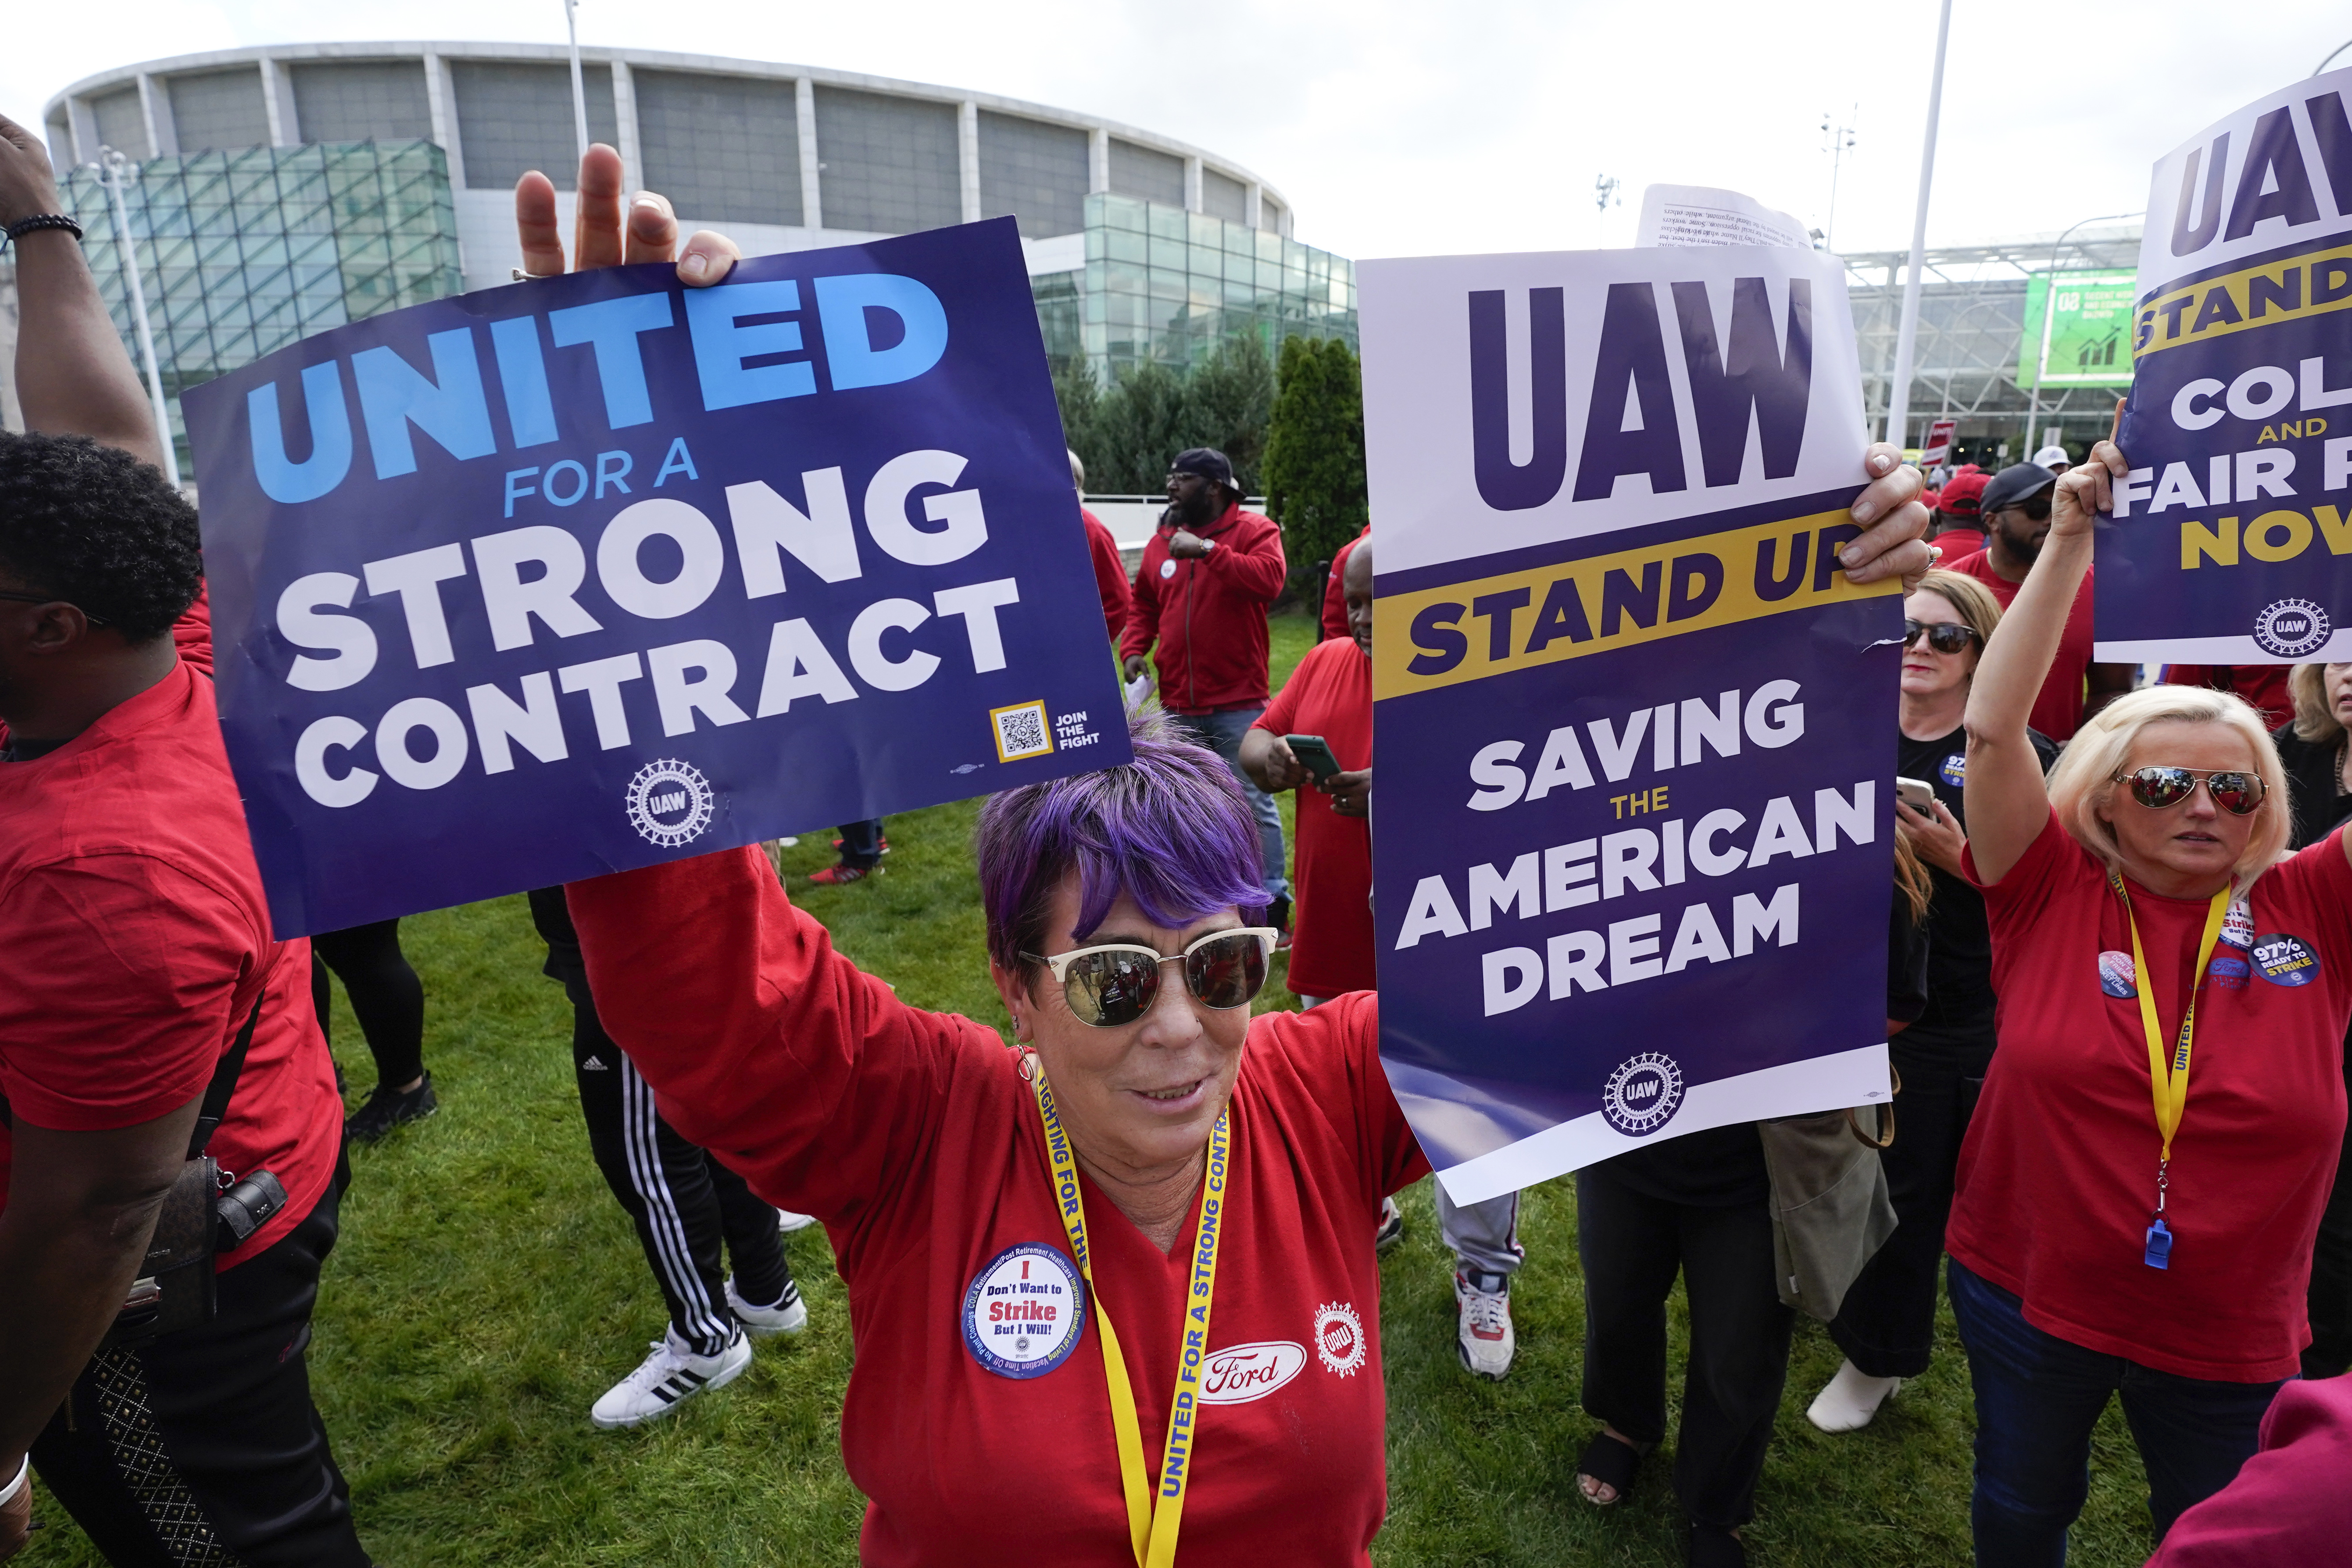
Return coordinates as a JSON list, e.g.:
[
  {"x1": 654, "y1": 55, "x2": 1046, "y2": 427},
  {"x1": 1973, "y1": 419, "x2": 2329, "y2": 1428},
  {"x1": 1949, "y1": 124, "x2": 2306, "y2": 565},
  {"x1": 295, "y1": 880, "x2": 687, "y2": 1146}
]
[
  {"x1": 2278, "y1": 662, "x2": 2352, "y2": 1379},
  {"x1": 1808, "y1": 569, "x2": 2060, "y2": 1432},
  {"x1": 1947, "y1": 439, "x2": 2352, "y2": 1561}
]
